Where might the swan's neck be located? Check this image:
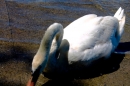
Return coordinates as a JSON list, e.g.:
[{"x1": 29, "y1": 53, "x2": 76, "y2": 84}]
[{"x1": 32, "y1": 23, "x2": 63, "y2": 73}]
